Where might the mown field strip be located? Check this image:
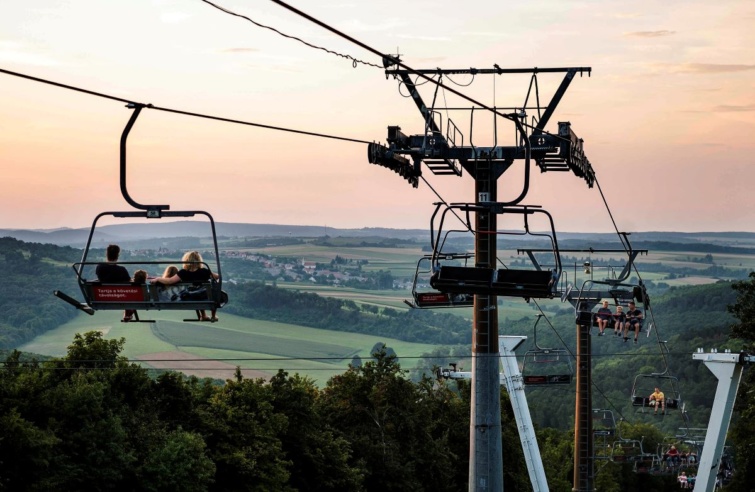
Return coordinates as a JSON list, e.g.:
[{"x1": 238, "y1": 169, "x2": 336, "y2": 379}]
[{"x1": 152, "y1": 321, "x2": 358, "y2": 360}]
